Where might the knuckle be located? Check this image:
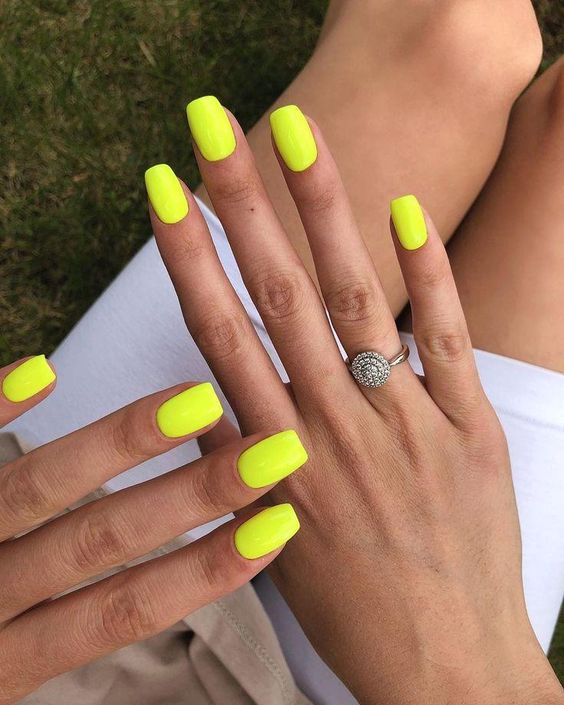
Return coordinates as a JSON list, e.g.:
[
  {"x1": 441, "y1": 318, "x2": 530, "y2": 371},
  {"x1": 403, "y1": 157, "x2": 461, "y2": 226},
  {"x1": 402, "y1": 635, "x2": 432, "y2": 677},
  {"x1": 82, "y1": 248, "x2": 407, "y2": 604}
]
[
  {"x1": 96, "y1": 580, "x2": 157, "y2": 645},
  {"x1": 169, "y1": 234, "x2": 211, "y2": 264},
  {"x1": 187, "y1": 469, "x2": 231, "y2": 518},
  {"x1": 71, "y1": 514, "x2": 128, "y2": 573},
  {"x1": 212, "y1": 174, "x2": 261, "y2": 207},
  {"x1": 296, "y1": 183, "x2": 338, "y2": 215},
  {"x1": 189, "y1": 544, "x2": 230, "y2": 593},
  {"x1": 253, "y1": 270, "x2": 306, "y2": 322},
  {"x1": 416, "y1": 261, "x2": 451, "y2": 291},
  {"x1": 110, "y1": 411, "x2": 151, "y2": 466},
  {"x1": 324, "y1": 280, "x2": 380, "y2": 325},
  {"x1": 192, "y1": 311, "x2": 248, "y2": 361},
  {"x1": 419, "y1": 327, "x2": 471, "y2": 363},
  {"x1": 1, "y1": 460, "x2": 48, "y2": 526}
]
